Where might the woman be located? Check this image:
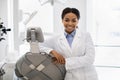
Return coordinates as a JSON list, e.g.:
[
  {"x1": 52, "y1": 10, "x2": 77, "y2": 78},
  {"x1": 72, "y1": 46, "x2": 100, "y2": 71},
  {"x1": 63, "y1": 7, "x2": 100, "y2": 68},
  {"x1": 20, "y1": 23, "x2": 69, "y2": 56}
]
[{"x1": 39, "y1": 7, "x2": 98, "y2": 80}]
